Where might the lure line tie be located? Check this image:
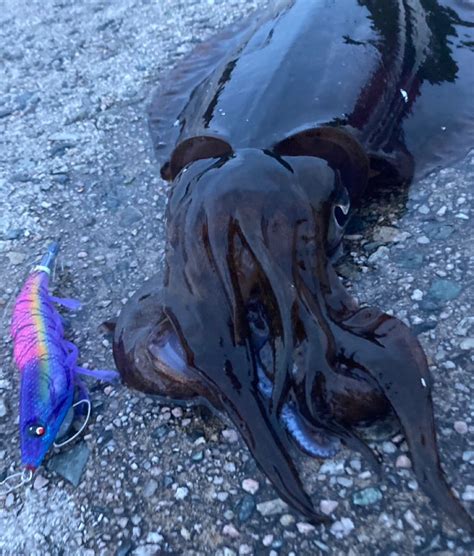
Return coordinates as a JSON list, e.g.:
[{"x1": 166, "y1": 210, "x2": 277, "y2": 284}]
[
  {"x1": 53, "y1": 398, "x2": 92, "y2": 448},
  {"x1": 0, "y1": 468, "x2": 33, "y2": 495}
]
